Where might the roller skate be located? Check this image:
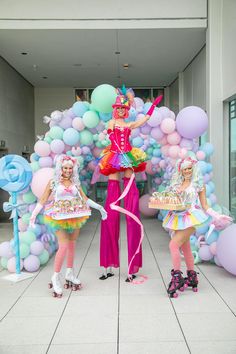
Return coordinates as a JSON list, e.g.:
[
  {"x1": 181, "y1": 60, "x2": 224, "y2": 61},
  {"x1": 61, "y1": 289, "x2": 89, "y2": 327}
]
[
  {"x1": 99, "y1": 267, "x2": 114, "y2": 280},
  {"x1": 167, "y1": 269, "x2": 186, "y2": 298},
  {"x1": 185, "y1": 270, "x2": 199, "y2": 292},
  {"x1": 48, "y1": 272, "x2": 63, "y2": 298},
  {"x1": 64, "y1": 268, "x2": 82, "y2": 291}
]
